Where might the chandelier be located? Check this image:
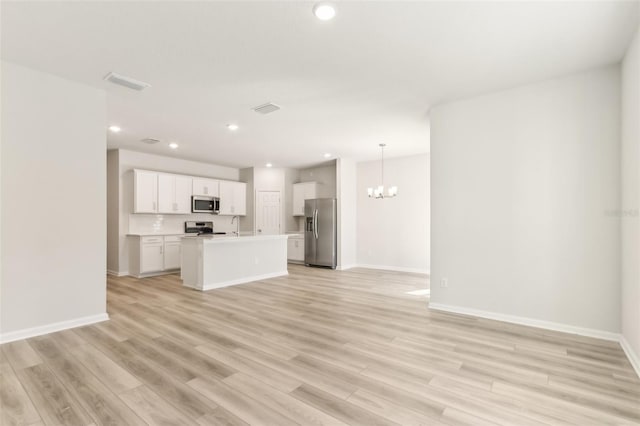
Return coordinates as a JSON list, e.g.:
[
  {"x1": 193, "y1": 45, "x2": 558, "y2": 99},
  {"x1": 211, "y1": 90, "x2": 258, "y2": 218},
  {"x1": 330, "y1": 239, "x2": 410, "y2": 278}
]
[{"x1": 367, "y1": 143, "x2": 398, "y2": 198}]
